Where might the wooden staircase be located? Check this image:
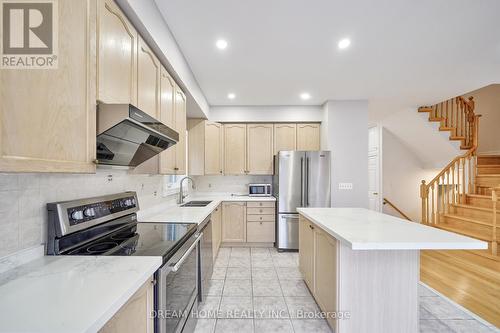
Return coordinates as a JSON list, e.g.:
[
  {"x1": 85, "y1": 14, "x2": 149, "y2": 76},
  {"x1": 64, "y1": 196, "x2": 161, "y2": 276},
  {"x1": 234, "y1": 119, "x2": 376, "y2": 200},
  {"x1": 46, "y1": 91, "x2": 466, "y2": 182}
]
[{"x1": 417, "y1": 95, "x2": 500, "y2": 327}]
